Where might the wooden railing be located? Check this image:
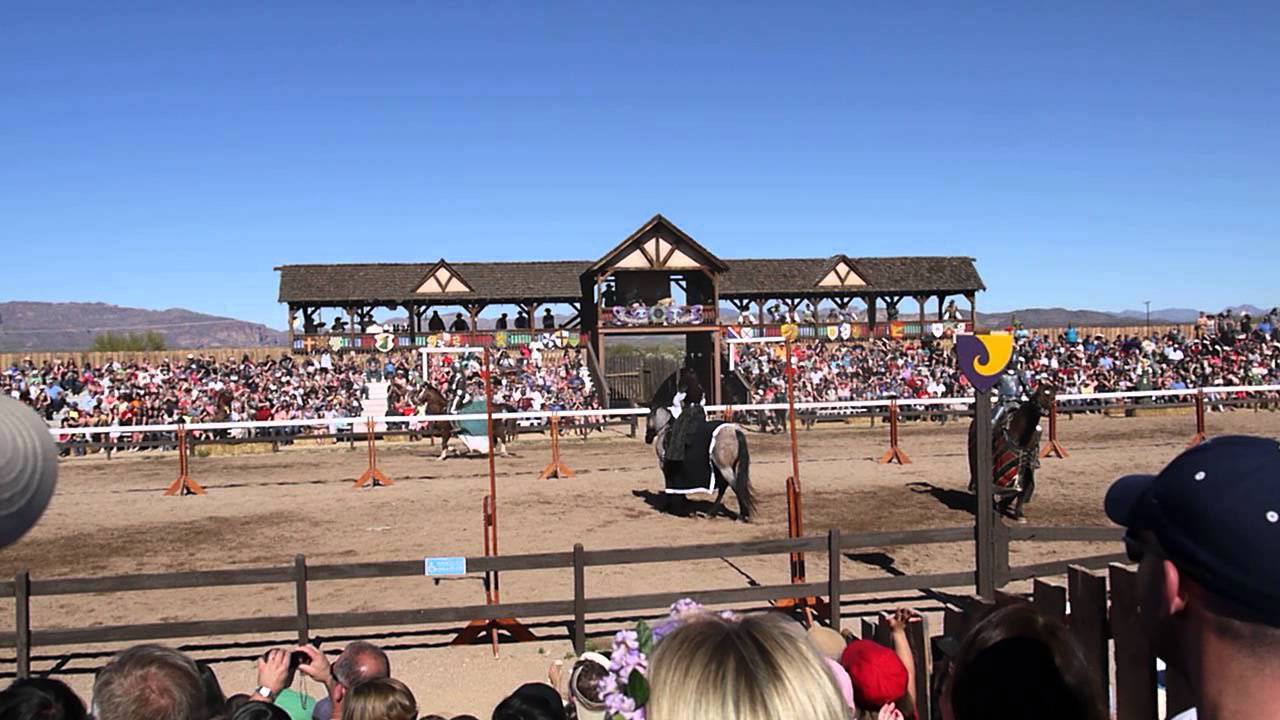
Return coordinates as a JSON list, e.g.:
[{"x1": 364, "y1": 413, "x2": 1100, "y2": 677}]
[{"x1": 1, "y1": 523, "x2": 1123, "y2": 681}]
